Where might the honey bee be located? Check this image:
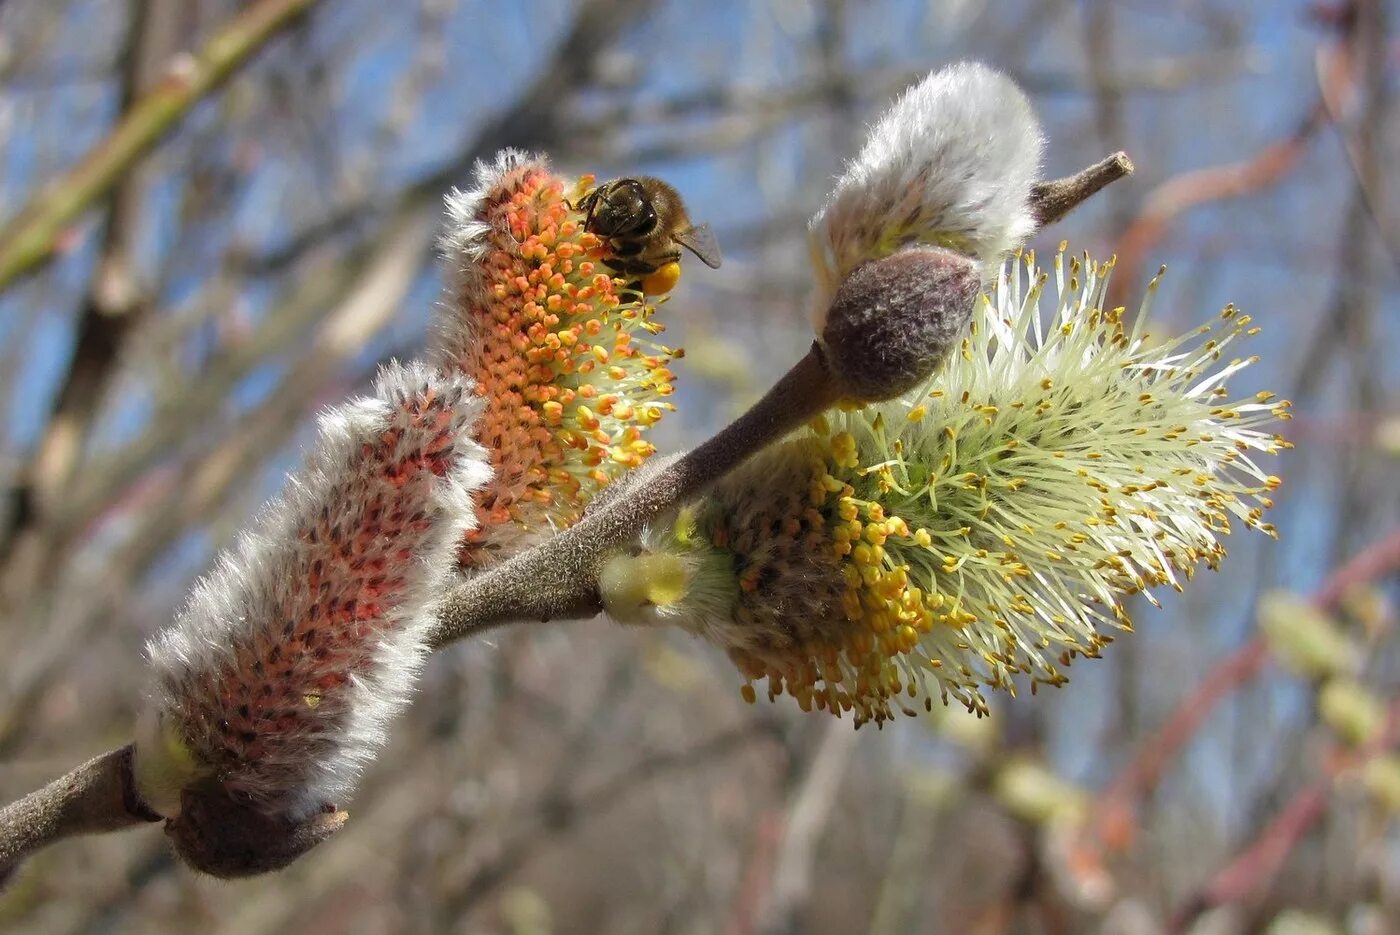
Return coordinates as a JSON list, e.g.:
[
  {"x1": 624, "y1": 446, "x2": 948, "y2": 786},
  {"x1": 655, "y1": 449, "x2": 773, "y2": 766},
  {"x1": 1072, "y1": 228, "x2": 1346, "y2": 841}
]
[{"x1": 576, "y1": 177, "x2": 722, "y2": 292}]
